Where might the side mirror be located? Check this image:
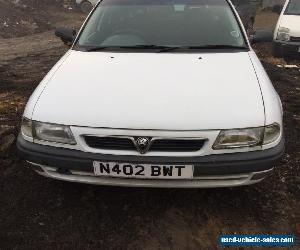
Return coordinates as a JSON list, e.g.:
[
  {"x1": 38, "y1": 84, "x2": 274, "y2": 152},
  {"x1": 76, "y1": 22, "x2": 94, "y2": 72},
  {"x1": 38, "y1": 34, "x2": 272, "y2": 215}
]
[
  {"x1": 79, "y1": 1, "x2": 94, "y2": 13},
  {"x1": 55, "y1": 27, "x2": 76, "y2": 46},
  {"x1": 250, "y1": 30, "x2": 273, "y2": 44},
  {"x1": 272, "y1": 5, "x2": 283, "y2": 14}
]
